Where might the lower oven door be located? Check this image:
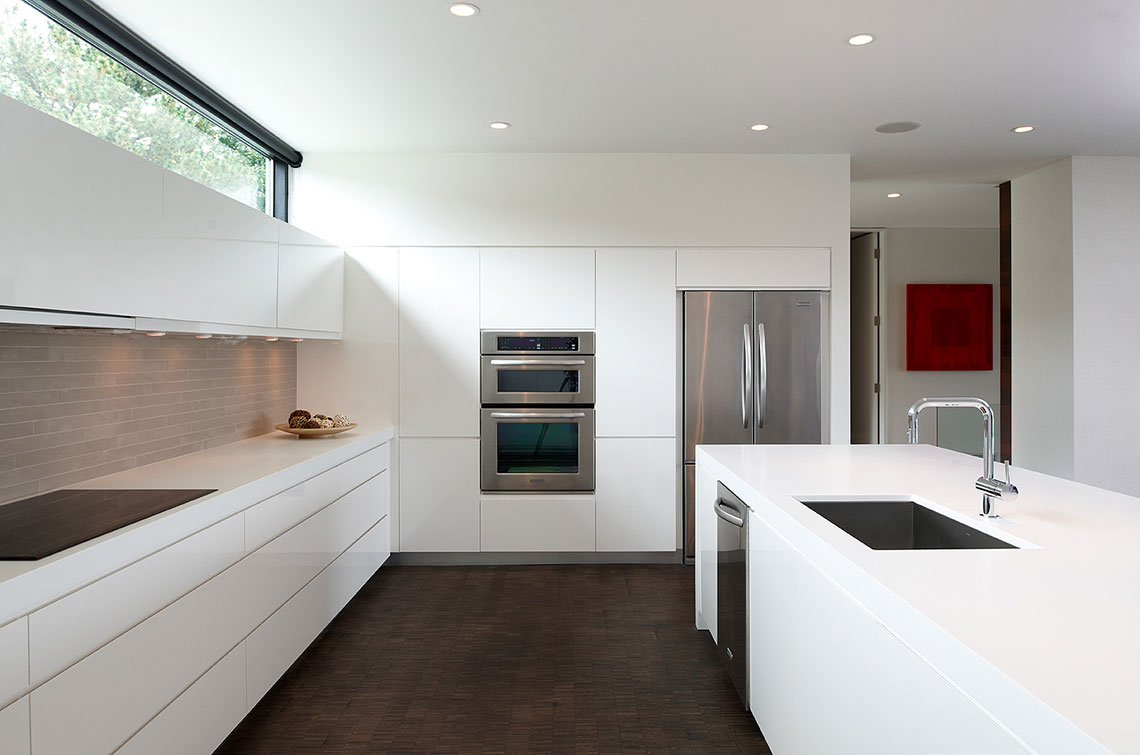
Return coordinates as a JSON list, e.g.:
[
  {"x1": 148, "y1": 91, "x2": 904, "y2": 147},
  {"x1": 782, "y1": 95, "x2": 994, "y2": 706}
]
[{"x1": 481, "y1": 408, "x2": 595, "y2": 492}]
